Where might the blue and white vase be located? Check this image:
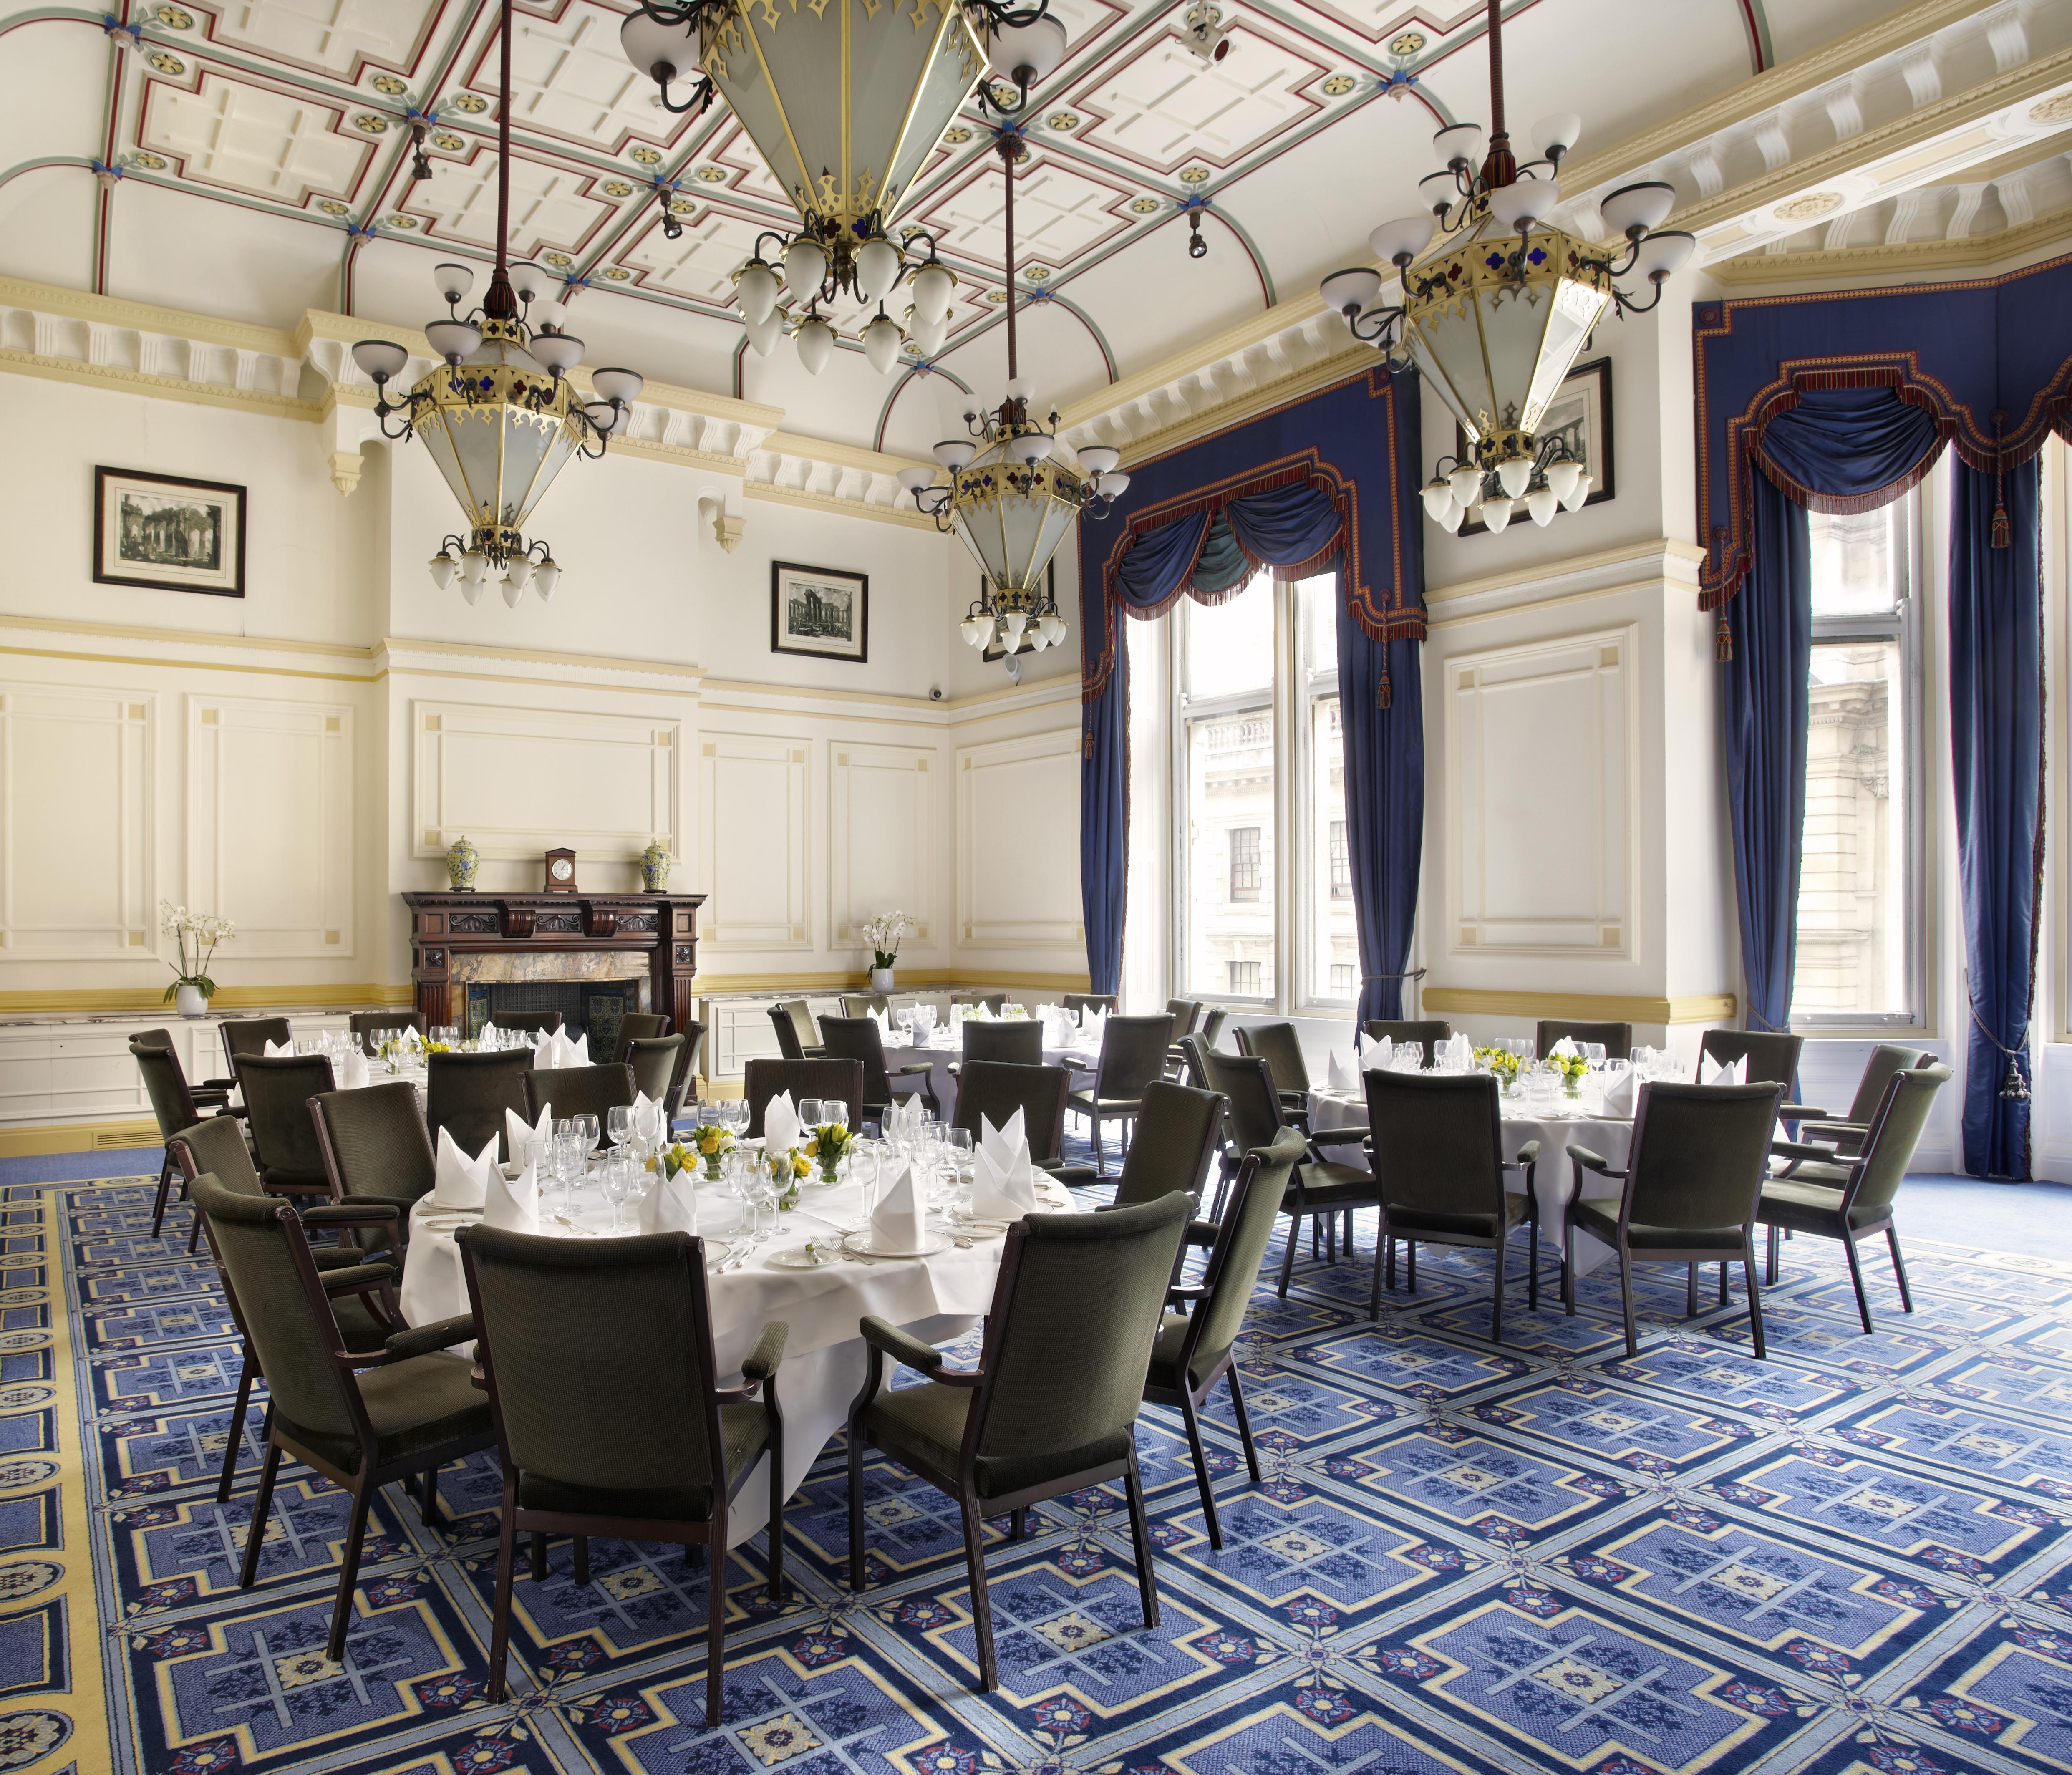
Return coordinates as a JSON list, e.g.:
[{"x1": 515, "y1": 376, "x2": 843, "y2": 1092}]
[
  {"x1": 640, "y1": 840, "x2": 673, "y2": 893},
  {"x1": 445, "y1": 835, "x2": 479, "y2": 892}
]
